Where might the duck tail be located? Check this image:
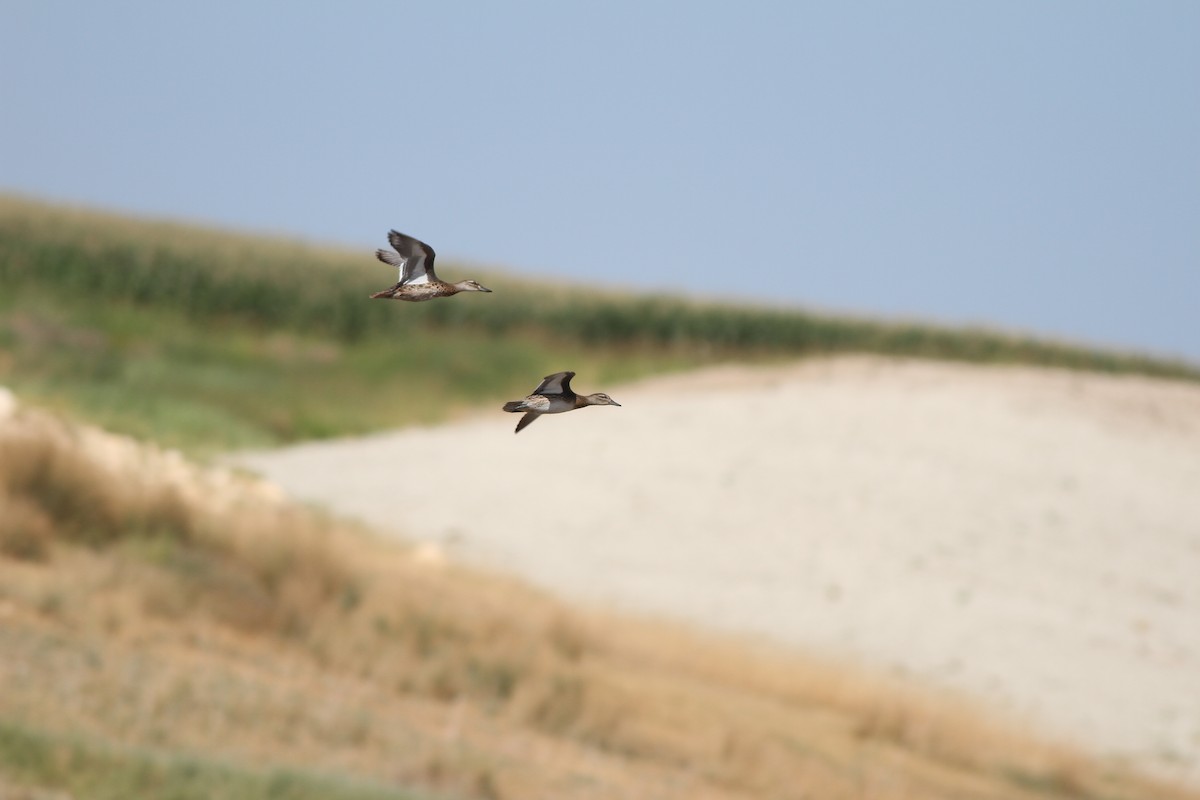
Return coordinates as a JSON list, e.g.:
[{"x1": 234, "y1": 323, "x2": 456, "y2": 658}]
[
  {"x1": 370, "y1": 281, "x2": 403, "y2": 299},
  {"x1": 502, "y1": 401, "x2": 525, "y2": 412}
]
